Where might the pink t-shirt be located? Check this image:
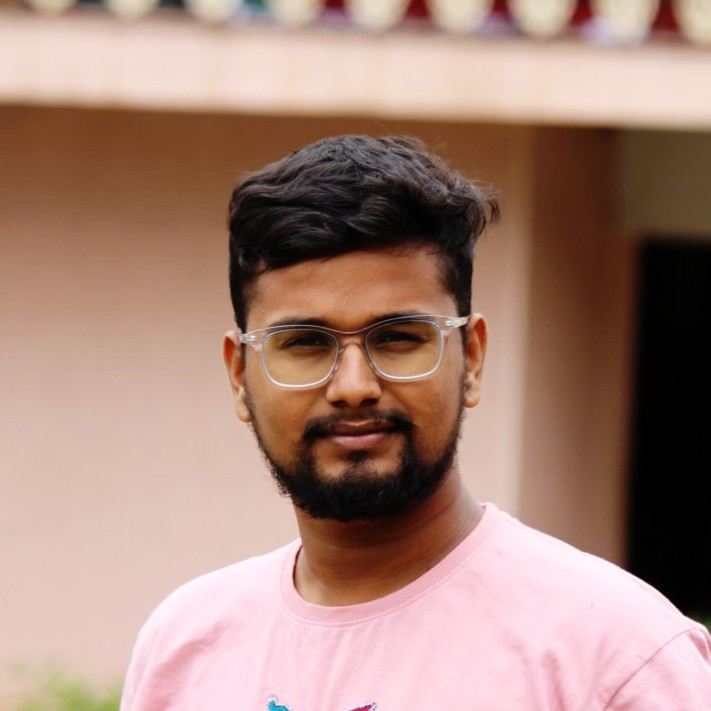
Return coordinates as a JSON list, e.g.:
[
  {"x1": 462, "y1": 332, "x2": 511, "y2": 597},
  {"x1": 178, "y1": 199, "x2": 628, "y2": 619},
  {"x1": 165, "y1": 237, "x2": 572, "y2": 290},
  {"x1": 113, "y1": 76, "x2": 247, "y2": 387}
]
[{"x1": 121, "y1": 504, "x2": 711, "y2": 710}]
